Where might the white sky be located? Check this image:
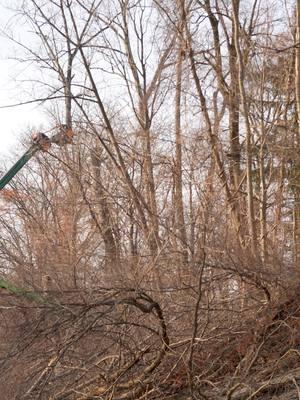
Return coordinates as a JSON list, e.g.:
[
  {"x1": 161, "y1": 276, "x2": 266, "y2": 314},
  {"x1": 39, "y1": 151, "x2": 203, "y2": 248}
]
[{"x1": 0, "y1": 2, "x2": 46, "y2": 158}]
